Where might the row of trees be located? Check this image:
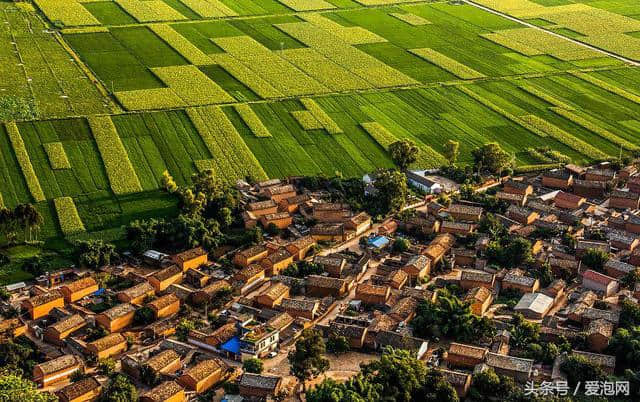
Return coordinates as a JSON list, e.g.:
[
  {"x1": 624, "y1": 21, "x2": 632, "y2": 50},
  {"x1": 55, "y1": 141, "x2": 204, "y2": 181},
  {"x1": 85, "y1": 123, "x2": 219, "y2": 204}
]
[{"x1": 0, "y1": 204, "x2": 43, "y2": 245}]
